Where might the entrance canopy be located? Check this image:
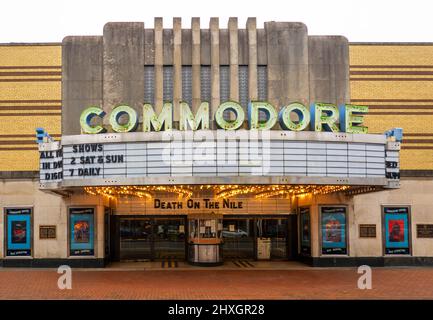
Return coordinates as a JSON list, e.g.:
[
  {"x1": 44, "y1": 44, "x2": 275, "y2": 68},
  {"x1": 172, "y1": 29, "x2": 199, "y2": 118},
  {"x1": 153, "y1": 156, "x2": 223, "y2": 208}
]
[{"x1": 38, "y1": 130, "x2": 401, "y2": 191}]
